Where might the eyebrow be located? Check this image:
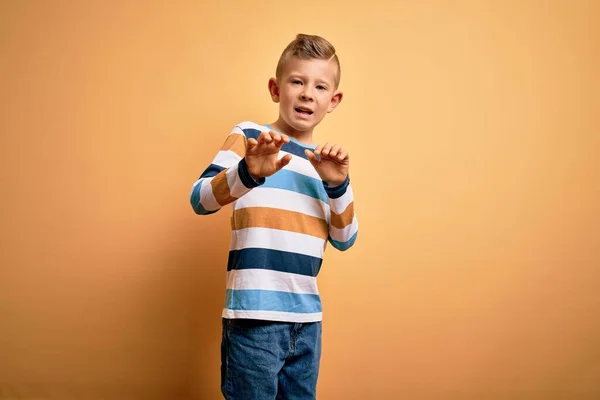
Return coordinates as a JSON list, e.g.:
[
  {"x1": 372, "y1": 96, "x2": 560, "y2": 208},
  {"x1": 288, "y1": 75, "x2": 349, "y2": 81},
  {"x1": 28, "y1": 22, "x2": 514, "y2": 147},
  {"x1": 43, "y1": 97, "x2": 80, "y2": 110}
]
[{"x1": 287, "y1": 74, "x2": 333, "y2": 86}]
